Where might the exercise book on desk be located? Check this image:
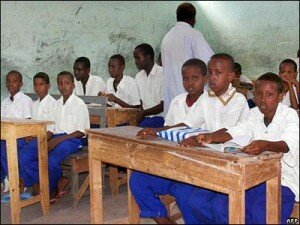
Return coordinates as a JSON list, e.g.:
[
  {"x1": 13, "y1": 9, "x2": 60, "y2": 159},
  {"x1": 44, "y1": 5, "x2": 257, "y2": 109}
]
[{"x1": 156, "y1": 126, "x2": 209, "y2": 143}]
